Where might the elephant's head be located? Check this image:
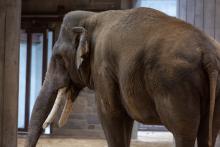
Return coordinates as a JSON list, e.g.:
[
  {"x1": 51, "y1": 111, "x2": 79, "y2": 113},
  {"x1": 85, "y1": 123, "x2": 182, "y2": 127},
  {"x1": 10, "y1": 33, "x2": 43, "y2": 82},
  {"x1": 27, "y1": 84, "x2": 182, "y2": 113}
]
[{"x1": 25, "y1": 11, "x2": 95, "y2": 147}]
